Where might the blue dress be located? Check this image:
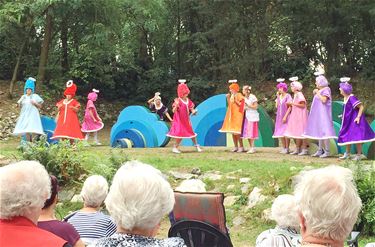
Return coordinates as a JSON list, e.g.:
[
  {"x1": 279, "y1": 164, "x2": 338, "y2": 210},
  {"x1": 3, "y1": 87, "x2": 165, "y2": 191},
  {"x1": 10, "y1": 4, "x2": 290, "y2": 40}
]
[{"x1": 13, "y1": 94, "x2": 44, "y2": 135}]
